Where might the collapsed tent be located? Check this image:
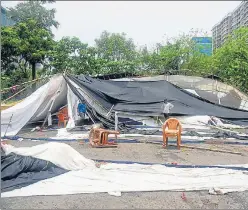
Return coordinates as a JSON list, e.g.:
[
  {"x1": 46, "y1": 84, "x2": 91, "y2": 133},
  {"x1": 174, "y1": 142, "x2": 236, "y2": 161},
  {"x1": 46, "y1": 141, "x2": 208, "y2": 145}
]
[
  {"x1": 1, "y1": 76, "x2": 51, "y2": 101},
  {"x1": 66, "y1": 75, "x2": 248, "y2": 126},
  {"x1": 112, "y1": 75, "x2": 248, "y2": 111},
  {"x1": 2, "y1": 74, "x2": 248, "y2": 137},
  {"x1": 167, "y1": 75, "x2": 248, "y2": 111},
  {"x1": 1, "y1": 75, "x2": 67, "y2": 136},
  {"x1": 1, "y1": 142, "x2": 248, "y2": 197}
]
